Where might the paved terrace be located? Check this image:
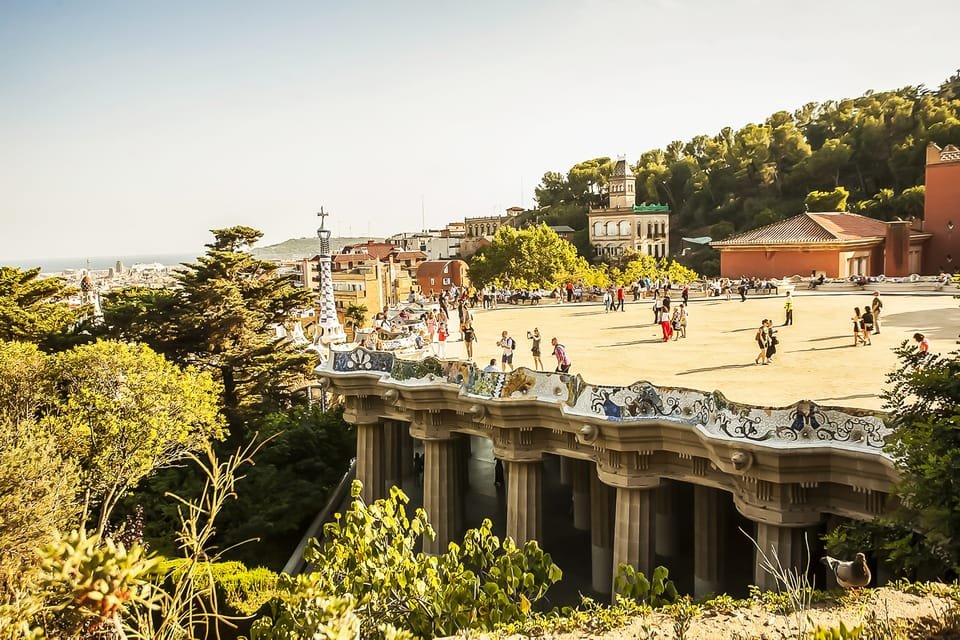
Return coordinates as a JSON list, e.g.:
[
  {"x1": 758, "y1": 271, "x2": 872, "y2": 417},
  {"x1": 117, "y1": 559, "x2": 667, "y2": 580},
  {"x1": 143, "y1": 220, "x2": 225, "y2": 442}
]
[{"x1": 456, "y1": 289, "x2": 960, "y2": 411}]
